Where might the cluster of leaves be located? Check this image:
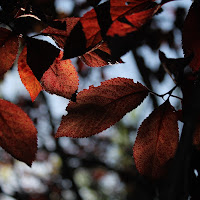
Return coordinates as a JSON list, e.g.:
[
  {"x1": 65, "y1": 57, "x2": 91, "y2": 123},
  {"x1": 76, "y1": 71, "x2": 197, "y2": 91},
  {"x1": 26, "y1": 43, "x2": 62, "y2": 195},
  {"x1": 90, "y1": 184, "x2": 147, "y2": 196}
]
[{"x1": 1, "y1": 1, "x2": 200, "y2": 198}]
